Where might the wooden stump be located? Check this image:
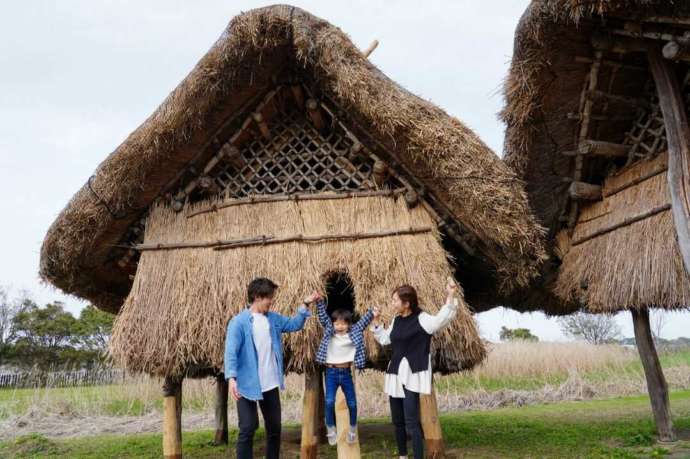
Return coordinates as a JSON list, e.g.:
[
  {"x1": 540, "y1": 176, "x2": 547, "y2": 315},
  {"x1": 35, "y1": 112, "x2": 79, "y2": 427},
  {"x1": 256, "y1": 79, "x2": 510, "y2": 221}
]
[
  {"x1": 300, "y1": 370, "x2": 322, "y2": 459},
  {"x1": 335, "y1": 370, "x2": 360, "y2": 459},
  {"x1": 420, "y1": 383, "x2": 445, "y2": 458},
  {"x1": 162, "y1": 376, "x2": 183, "y2": 459},
  {"x1": 212, "y1": 375, "x2": 228, "y2": 445},
  {"x1": 632, "y1": 308, "x2": 676, "y2": 442}
]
